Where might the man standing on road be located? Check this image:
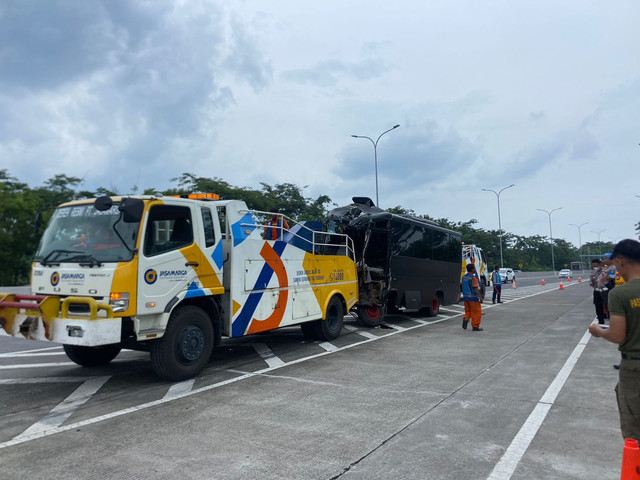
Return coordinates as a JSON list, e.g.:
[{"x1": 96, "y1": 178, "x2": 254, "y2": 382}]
[
  {"x1": 589, "y1": 239, "x2": 640, "y2": 441},
  {"x1": 590, "y1": 258, "x2": 607, "y2": 325},
  {"x1": 462, "y1": 263, "x2": 484, "y2": 331},
  {"x1": 491, "y1": 266, "x2": 502, "y2": 304}
]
